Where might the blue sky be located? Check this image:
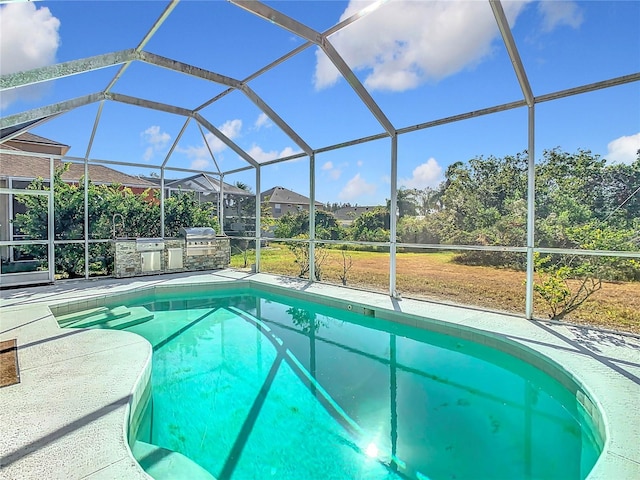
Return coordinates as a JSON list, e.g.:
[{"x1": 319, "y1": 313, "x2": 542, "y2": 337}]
[{"x1": 1, "y1": 0, "x2": 639, "y2": 206}]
